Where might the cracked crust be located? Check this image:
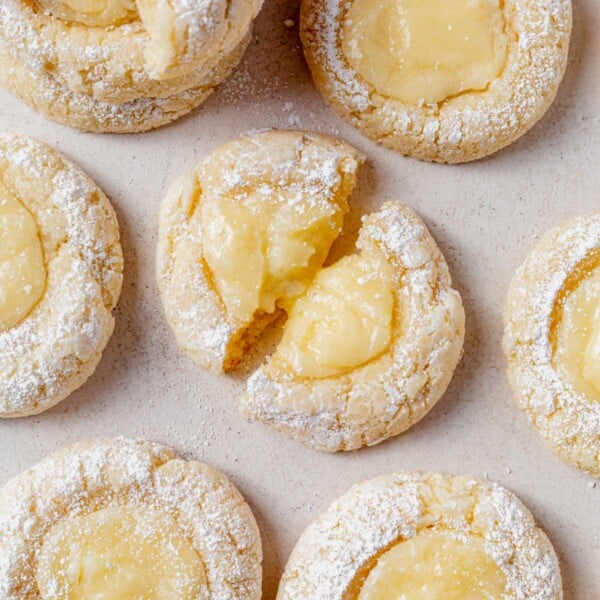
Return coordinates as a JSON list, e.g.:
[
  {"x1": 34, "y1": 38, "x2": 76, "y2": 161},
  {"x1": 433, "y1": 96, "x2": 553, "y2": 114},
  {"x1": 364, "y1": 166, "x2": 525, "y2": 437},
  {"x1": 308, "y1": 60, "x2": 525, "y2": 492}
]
[
  {"x1": 277, "y1": 472, "x2": 562, "y2": 600},
  {"x1": 0, "y1": 0, "x2": 262, "y2": 105},
  {"x1": 0, "y1": 32, "x2": 250, "y2": 134},
  {"x1": 300, "y1": 0, "x2": 571, "y2": 163},
  {"x1": 241, "y1": 203, "x2": 465, "y2": 452},
  {"x1": 0, "y1": 437, "x2": 263, "y2": 599},
  {"x1": 503, "y1": 213, "x2": 600, "y2": 479},
  {"x1": 0, "y1": 135, "x2": 123, "y2": 417},
  {"x1": 157, "y1": 130, "x2": 365, "y2": 373}
]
